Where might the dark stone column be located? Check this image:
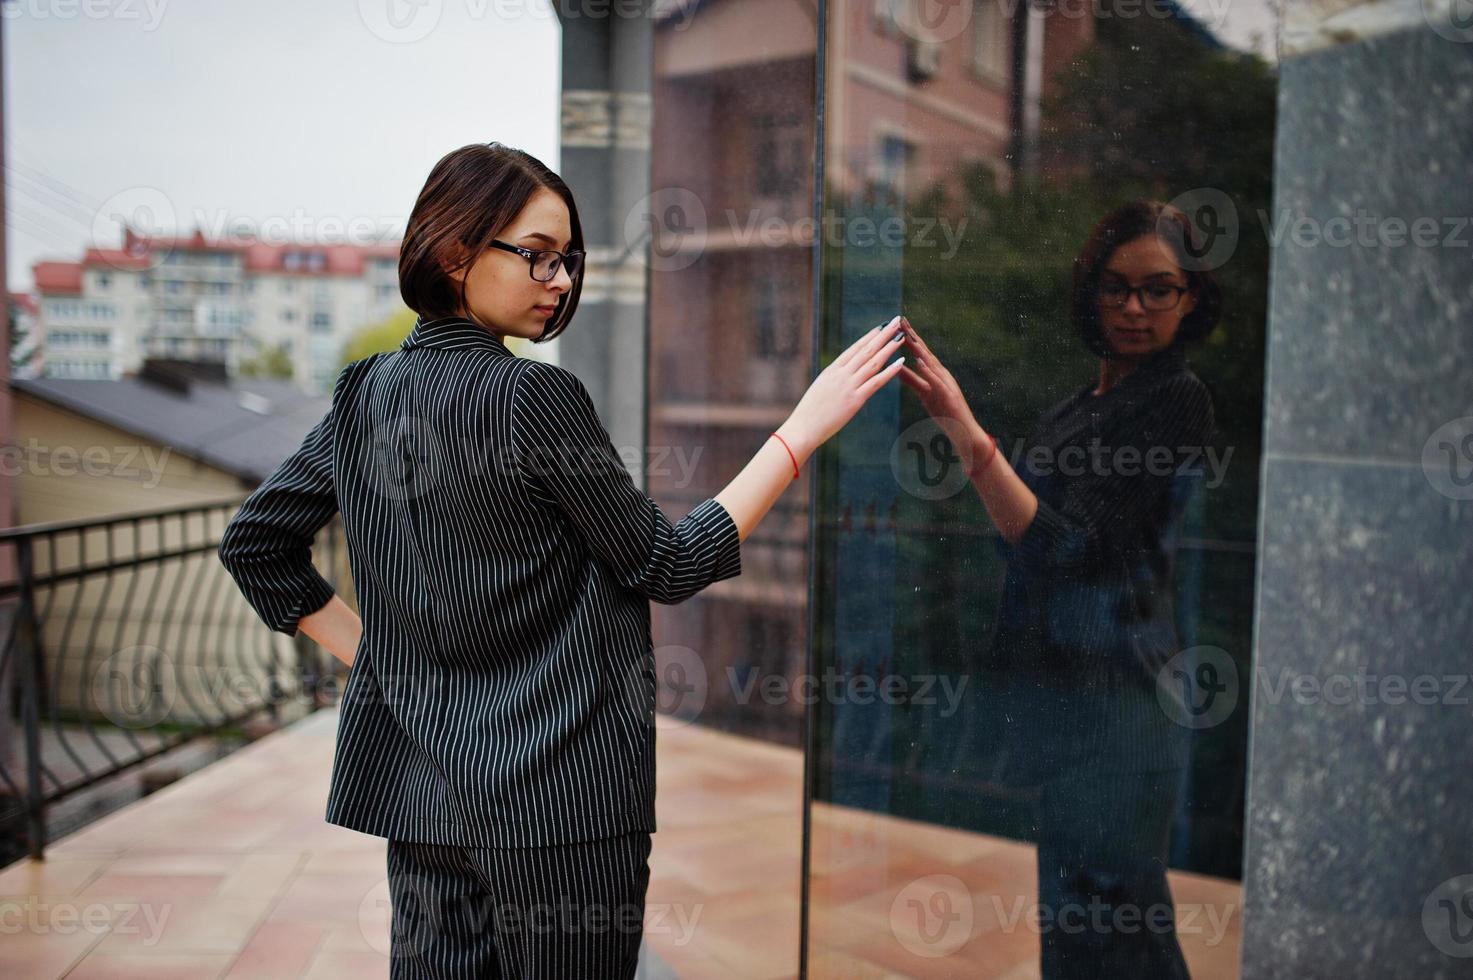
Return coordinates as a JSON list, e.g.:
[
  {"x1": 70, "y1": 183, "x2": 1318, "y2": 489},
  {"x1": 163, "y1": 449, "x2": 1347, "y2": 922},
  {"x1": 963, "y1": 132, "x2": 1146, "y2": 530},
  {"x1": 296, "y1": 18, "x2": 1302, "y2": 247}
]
[{"x1": 1242, "y1": 6, "x2": 1473, "y2": 977}]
